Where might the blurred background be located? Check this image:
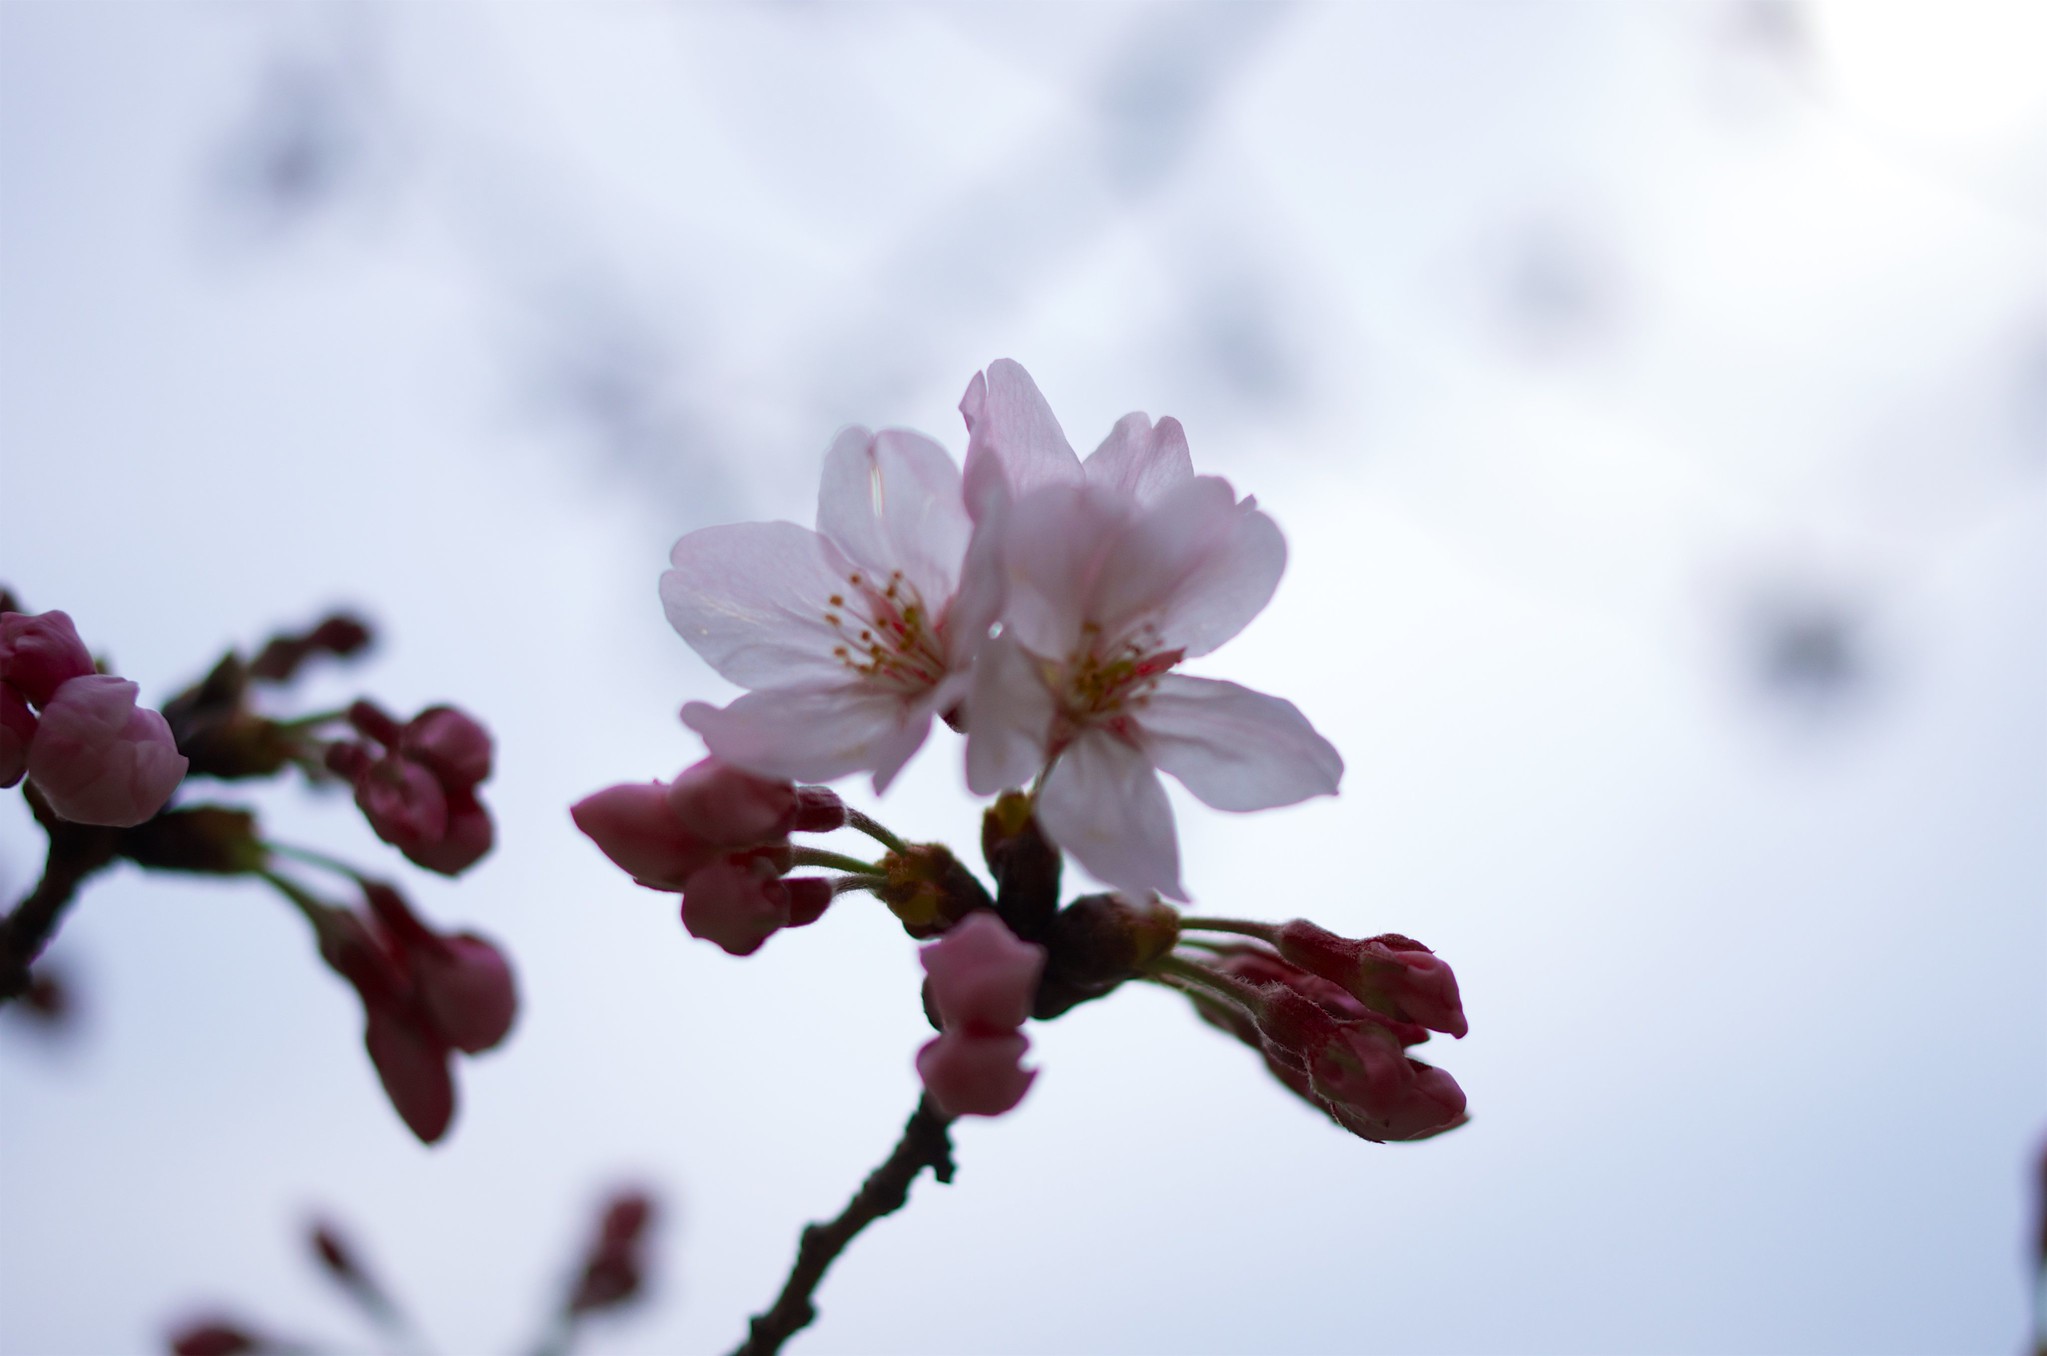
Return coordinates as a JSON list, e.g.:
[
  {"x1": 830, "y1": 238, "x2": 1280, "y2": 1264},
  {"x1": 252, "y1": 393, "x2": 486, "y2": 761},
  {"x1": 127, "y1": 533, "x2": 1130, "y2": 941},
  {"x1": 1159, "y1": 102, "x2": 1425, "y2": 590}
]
[{"x1": 4, "y1": 2, "x2": 2045, "y2": 1352}]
